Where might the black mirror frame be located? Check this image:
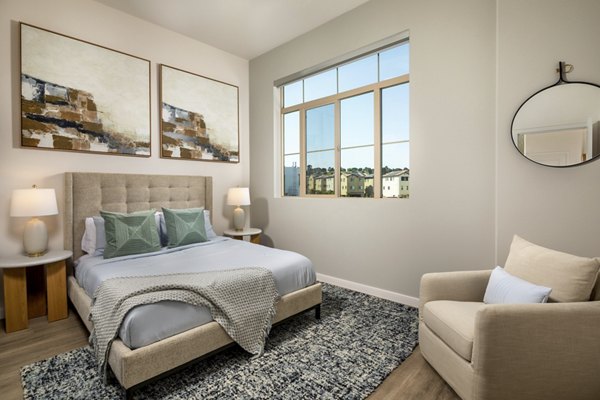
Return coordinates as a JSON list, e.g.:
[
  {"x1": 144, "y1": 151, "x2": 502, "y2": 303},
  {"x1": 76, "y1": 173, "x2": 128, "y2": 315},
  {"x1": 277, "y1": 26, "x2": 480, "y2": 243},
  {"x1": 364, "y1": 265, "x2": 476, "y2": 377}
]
[{"x1": 510, "y1": 61, "x2": 600, "y2": 168}]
